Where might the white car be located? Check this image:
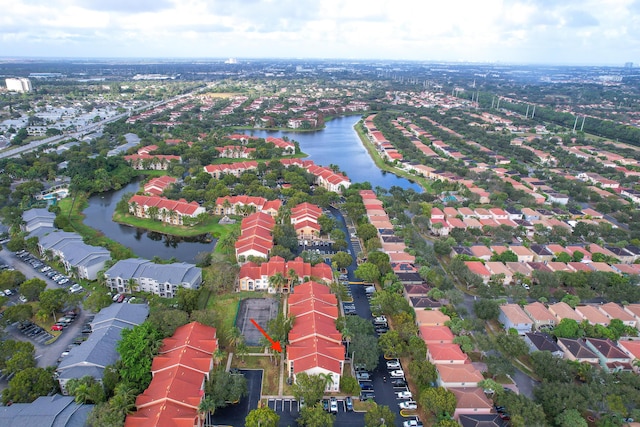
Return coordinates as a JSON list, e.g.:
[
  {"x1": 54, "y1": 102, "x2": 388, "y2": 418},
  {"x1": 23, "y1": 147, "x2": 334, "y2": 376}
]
[
  {"x1": 396, "y1": 391, "x2": 413, "y2": 399},
  {"x1": 399, "y1": 400, "x2": 418, "y2": 410},
  {"x1": 69, "y1": 284, "x2": 84, "y2": 294},
  {"x1": 403, "y1": 420, "x2": 423, "y2": 427},
  {"x1": 386, "y1": 360, "x2": 401, "y2": 369},
  {"x1": 18, "y1": 295, "x2": 28, "y2": 303},
  {"x1": 390, "y1": 370, "x2": 405, "y2": 378}
]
